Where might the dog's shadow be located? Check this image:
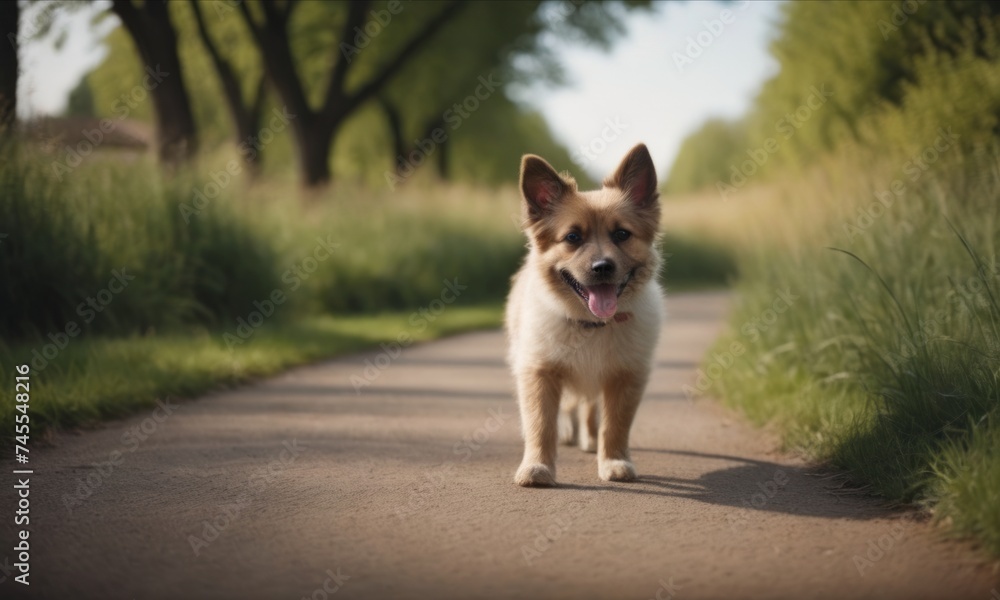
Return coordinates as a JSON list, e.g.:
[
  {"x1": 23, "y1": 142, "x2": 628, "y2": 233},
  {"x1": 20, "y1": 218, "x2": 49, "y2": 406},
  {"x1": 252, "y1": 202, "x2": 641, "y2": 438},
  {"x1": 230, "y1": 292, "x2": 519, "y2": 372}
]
[{"x1": 555, "y1": 448, "x2": 887, "y2": 522}]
